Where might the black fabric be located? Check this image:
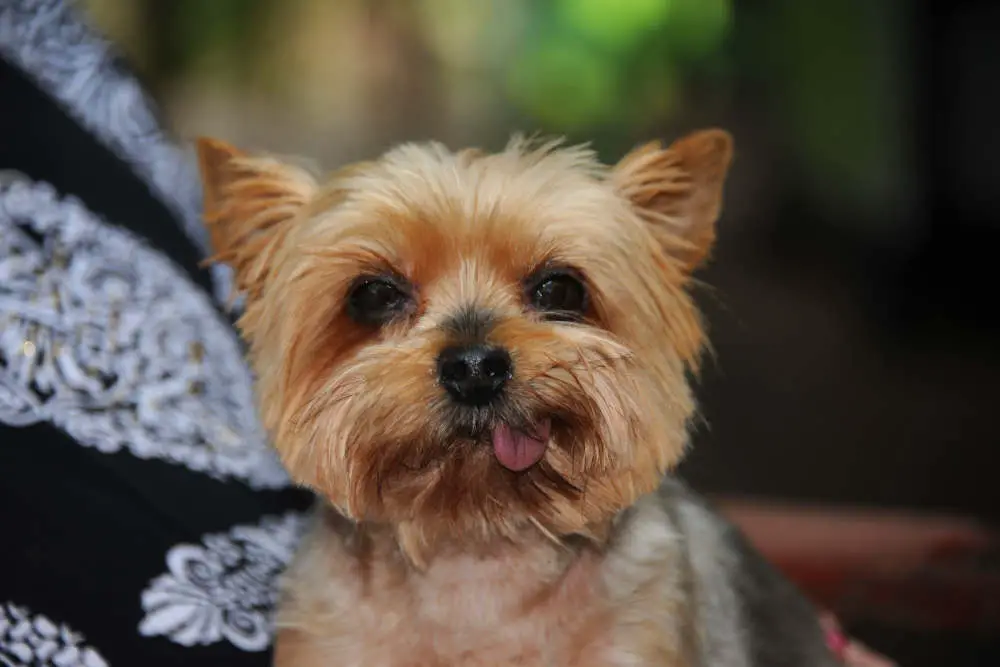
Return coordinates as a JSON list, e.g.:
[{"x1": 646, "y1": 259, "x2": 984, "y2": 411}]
[
  {"x1": 0, "y1": 57, "x2": 213, "y2": 296},
  {"x1": 0, "y1": 424, "x2": 311, "y2": 666},
  {"x1": 0, "y1": 47, "x2": 312, "y2": 667}
]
